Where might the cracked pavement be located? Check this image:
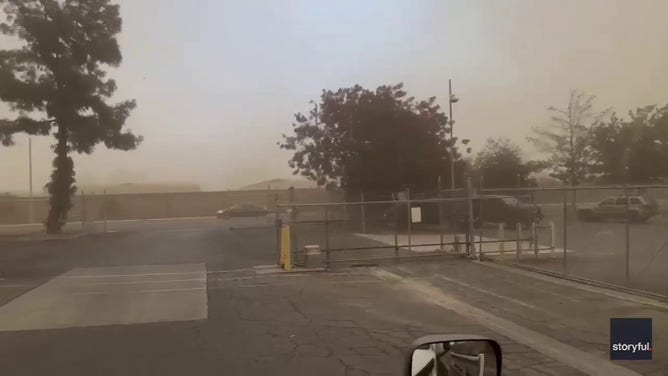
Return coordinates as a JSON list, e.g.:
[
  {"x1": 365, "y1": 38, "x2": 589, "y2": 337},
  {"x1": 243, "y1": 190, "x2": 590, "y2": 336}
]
[{"x1": 0, "y1": 219, "x2": 663, "y2": 375}]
